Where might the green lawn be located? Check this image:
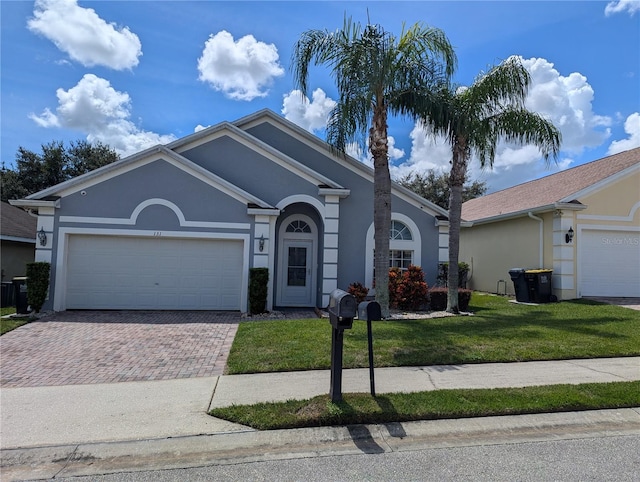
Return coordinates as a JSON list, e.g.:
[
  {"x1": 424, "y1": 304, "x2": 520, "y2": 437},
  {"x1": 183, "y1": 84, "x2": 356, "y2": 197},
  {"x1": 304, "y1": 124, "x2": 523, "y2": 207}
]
[
  {"x1": 227, "y1": 294, "x2": 640, "y2": 374},
  {"x1": 210, "y1": 381, "x2": 640, "y2": 430},
  {"x1": 0, "y1": 307, "x2": 30, "y2": 335}
]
